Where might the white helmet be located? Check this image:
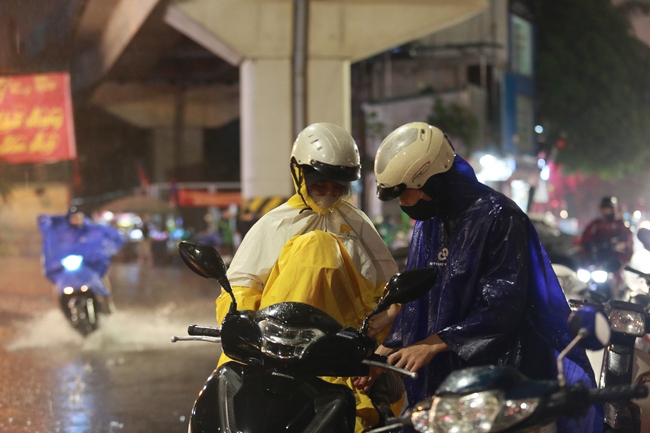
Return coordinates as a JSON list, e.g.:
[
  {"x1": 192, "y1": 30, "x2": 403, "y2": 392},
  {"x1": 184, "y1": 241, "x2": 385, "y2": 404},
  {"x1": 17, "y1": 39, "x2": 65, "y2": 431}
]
[
  {"x1": 291, "y1": 123, "x2": 361, "y2": 182},
  {"x1": 375, "y1": 122, "x2": 455, "y2": 201}
]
